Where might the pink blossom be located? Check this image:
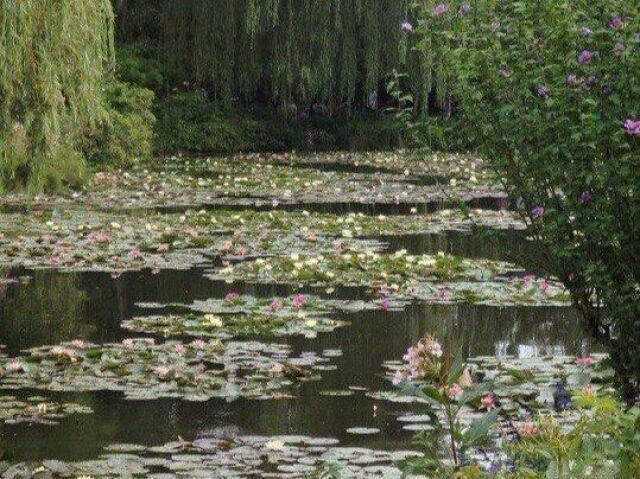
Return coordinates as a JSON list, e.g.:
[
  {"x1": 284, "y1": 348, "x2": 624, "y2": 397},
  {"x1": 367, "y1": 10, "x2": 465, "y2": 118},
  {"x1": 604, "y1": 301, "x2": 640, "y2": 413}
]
[
  {"x1": 392, "y1": 369, "x2": 407, "y2": 385},
  {"x1": 157, "y1": 243, "x2": 170, "y2": 253},
  {"x1": 491, "y1": 21, "x2": 500, "y2": 33},
  {"x1": 575, "y1": 356, "x2": 594, "y2": 367},
  {"x1": 123, "y1": 338, "x2": 135, "y2": 348},
  {"x1": 579, "y1": 50, "x2": 592, "y2": 64},
  {"x1": 292, "y1": 294, "x2": 308, "y2": 308},
  {"x1": 70, "y1": 339, "x2": 85, "y2": 348},
  {"x1": 623, "y1": 119, "x2": 640, "y2": 135},
  {"x1": 154, "y1": 366, "x2": 170, "y2": 379},
  {"x1": 270, "y1": 298, "x2": 283, "y2": 311},
  {"x1": 481, "y1": 394, "x2": 496, "y2": 410},
  {"x1": 191, "y1": 339, "x2": 208, "y2": 349},
  {"x1": 174, "y1": 344, "x2": 187, "y2": 355},
  {"x1": 519, "y1": 422, "x2": 539, "y2": 437},
  {"x1": 143, "y1": 338, "x2": 155, "y2": 346},
  {"x1": 225, "y1": 291, "x2": 240, "y2": 301},
  {"x1": 609, "y1": 14, "x2": 624, "y2": 29},
  {"x1": 448, "y1": 383, "x2": 463, "y2": 400},
  {"x1": 128, "y1": 249, "x2": 144, "y2": 261},
  {"x1": 432, "y1": 3, "x2": 448, "y2": 17},
  {"x1": 401, "y1": 21, "x2": 413, "y2": 33},
  {"x1": 6, "y1": 360, "x2": 22, "y2": 372},
  {"x1": 381, "y1": 297, "x2": 390, "y2": 310}
]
